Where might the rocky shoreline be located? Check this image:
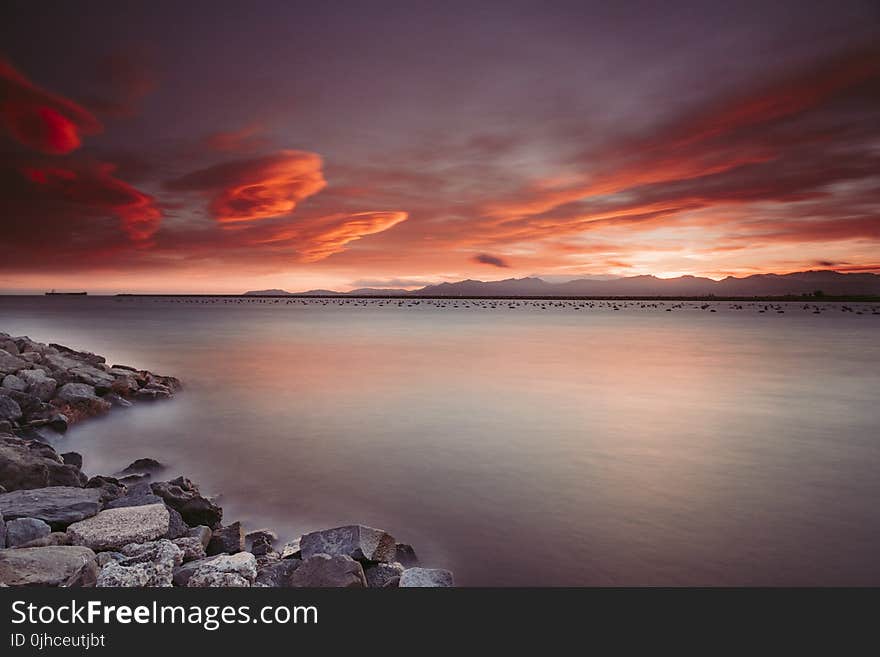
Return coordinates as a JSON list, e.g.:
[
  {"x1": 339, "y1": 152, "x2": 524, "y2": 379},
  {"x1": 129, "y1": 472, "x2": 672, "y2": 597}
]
[{"x1": 0, "y1": 331, "x2": 453, "y2": 587}]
